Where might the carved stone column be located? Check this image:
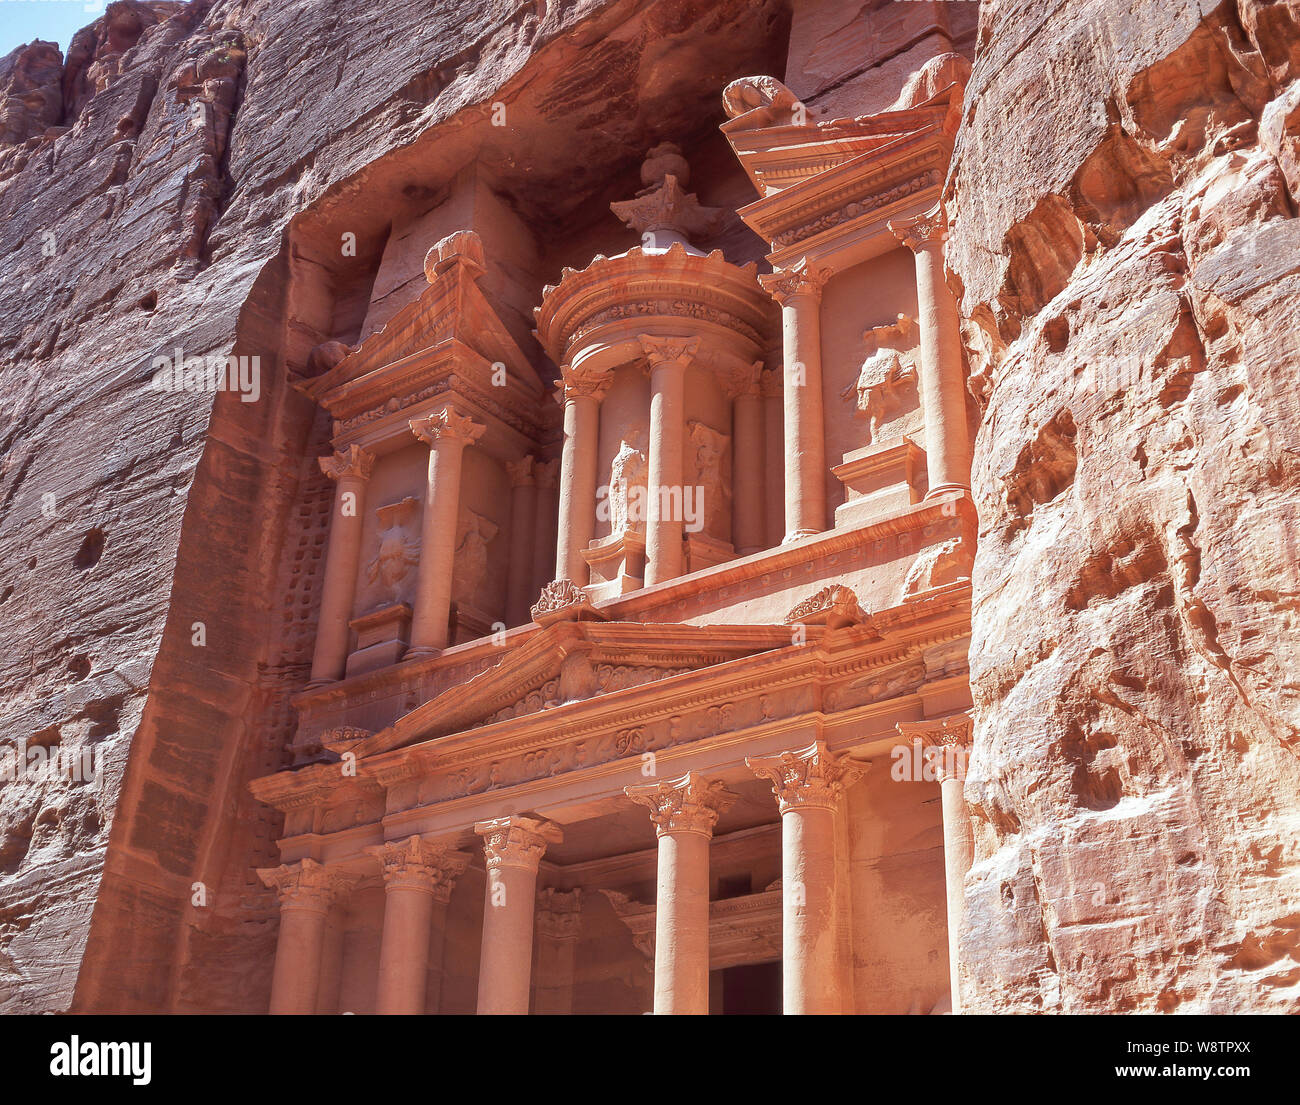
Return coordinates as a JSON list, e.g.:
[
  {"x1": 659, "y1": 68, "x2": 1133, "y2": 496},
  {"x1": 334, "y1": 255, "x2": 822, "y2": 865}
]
[
  {"x1": 475, "y1": 815, "x2": 563, "y2": 1014},
  {"x1": 889, "y1": 203, "x2": 972, "y2": 497},
  {"x1": 505, "y1": 456, "x2": 539, "y2": 626},
  {"x1": 727, "y1": 360, "x2": 765, "y2": 556},
  {"x1": 258, "y1": 858, "x2": 350, "y2": 1014},
  {"x1": 370, "y1": 836, "x2": 470, "y2": 1015},
  {"x1": 555, "y1": 367, "x2": 611, "y2": 585},
  {"x1": 533, "y1": 888, "x2": 583, "y2": 1015},
  {"x1": 309, "y1": 445, "x2": 375, "y2": 686},
  {"x1": 625, "y1": 771, "x2": 733, "y2": 1015},
  {"x1": 747, "y1": 741, "x2": 865, "y2": 1014},
  {"x1": 901, "y1": 712, "x2": 975, "y2": 1013},
  {"x1": 759, "y1": 368, "x2": 785, "y2": 549},
  {"x1": 640, "y1": 335, "x2": 697, "y2": 585},
  {"x1": 761, "y1": 262, "x2": 830, "y2": 541},
  {"x1": 407, "y1": 409, "x2": 485, "y2": 657}
]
